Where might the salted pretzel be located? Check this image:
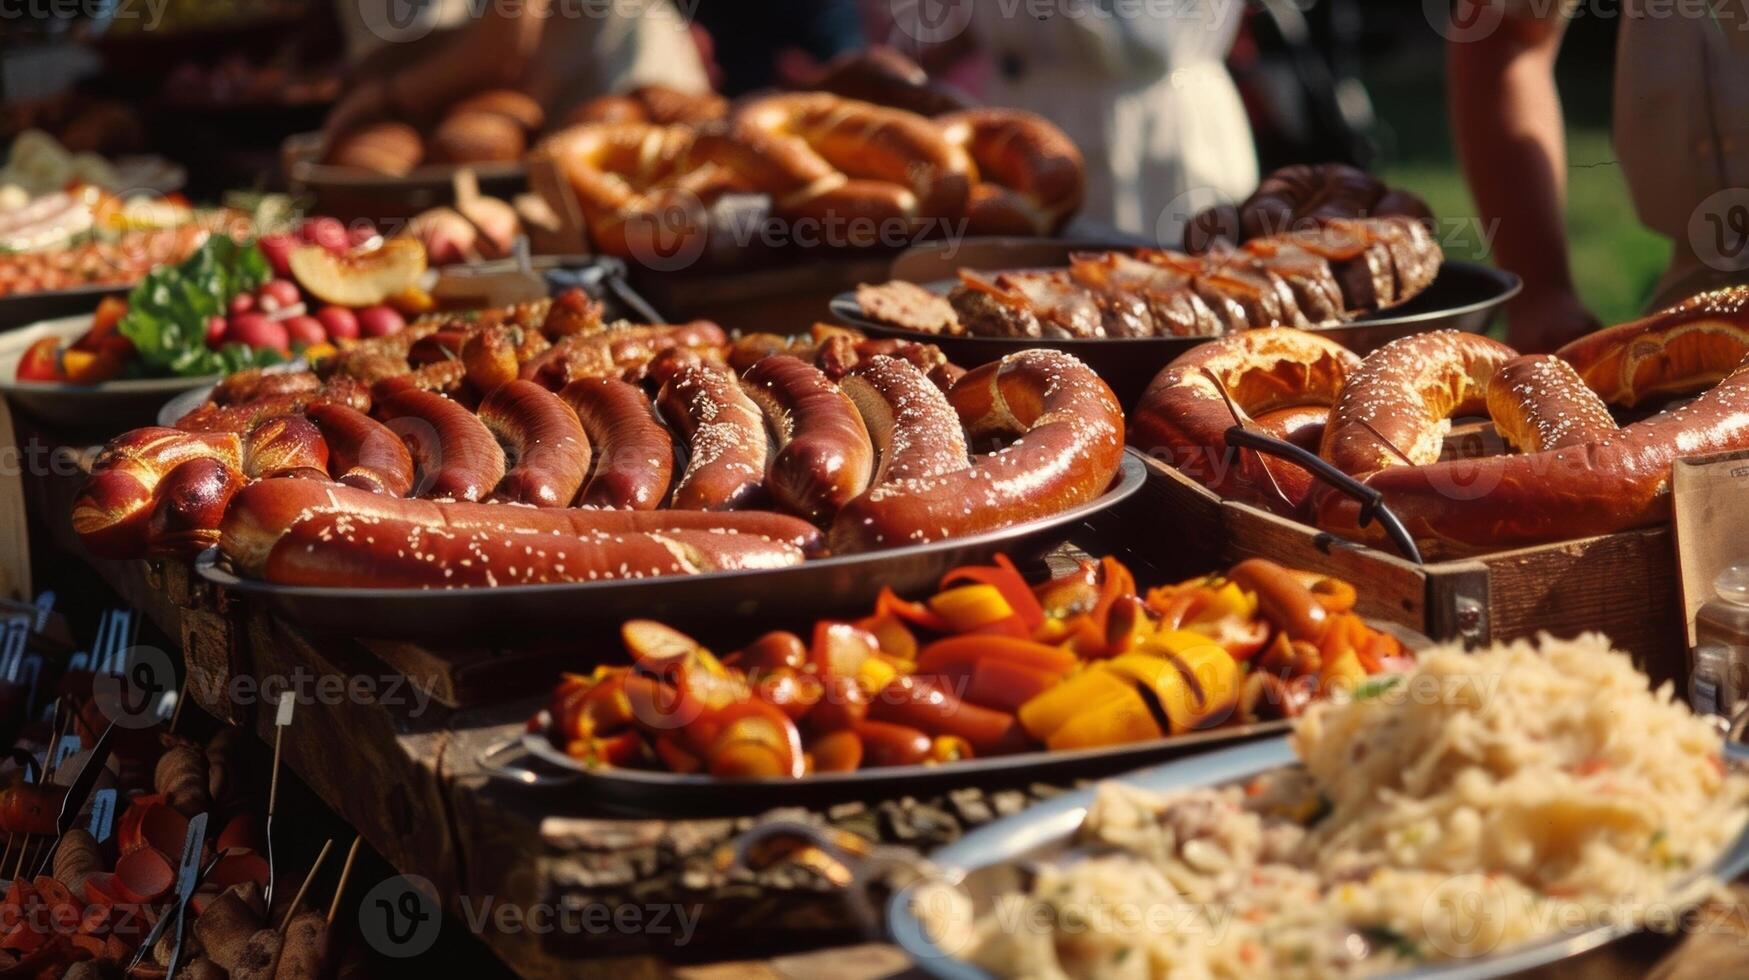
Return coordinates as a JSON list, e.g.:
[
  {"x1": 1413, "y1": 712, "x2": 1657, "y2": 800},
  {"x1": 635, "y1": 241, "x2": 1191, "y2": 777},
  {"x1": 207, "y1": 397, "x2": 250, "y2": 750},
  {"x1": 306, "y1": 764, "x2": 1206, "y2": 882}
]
[{"x1": 939, "y1": 108, "x2": 1085, "y2": 236}]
